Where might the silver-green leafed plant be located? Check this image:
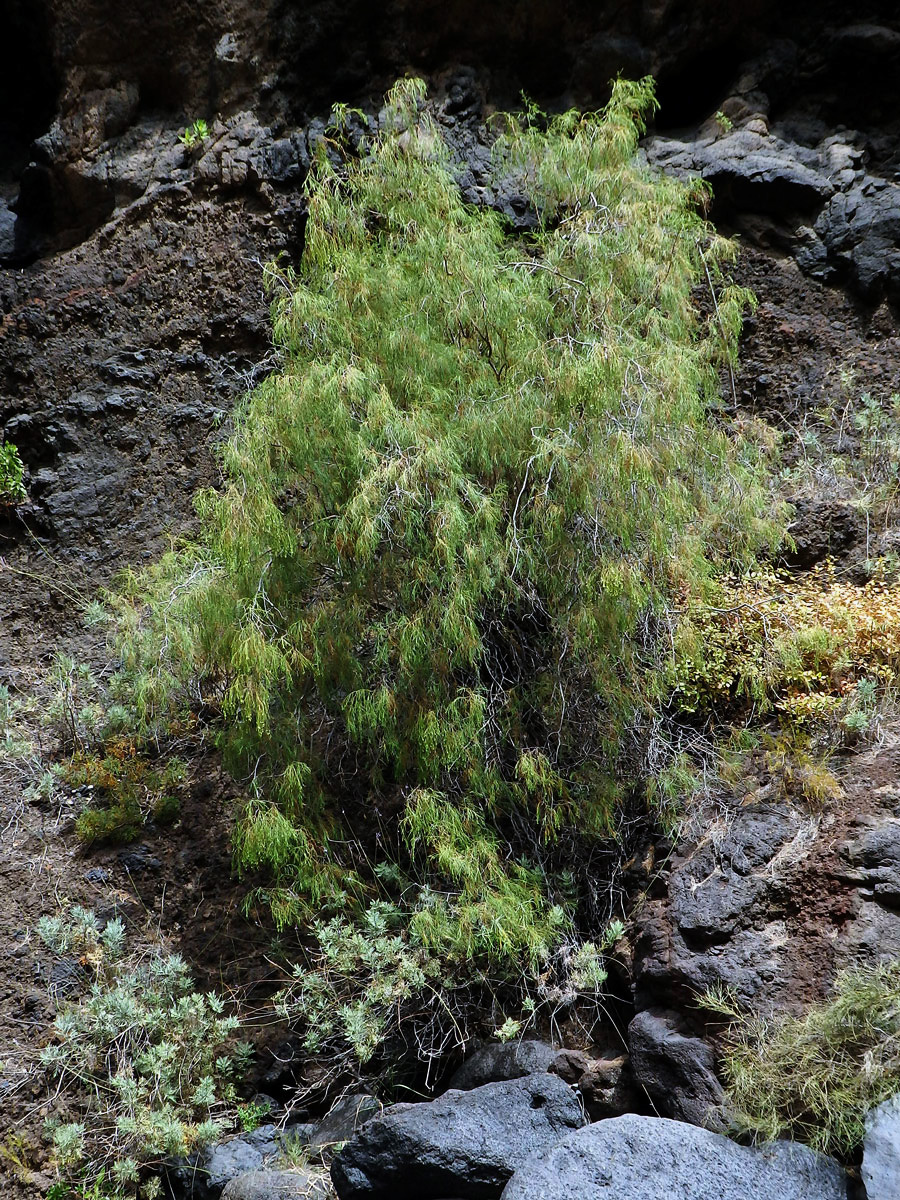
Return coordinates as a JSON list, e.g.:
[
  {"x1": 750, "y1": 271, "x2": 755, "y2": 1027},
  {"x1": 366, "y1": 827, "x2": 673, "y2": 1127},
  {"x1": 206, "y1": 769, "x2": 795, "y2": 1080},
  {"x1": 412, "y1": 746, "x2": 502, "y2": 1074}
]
[{"x1": 39, "y1": 908, "x2": 250, "y2": 1197}]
